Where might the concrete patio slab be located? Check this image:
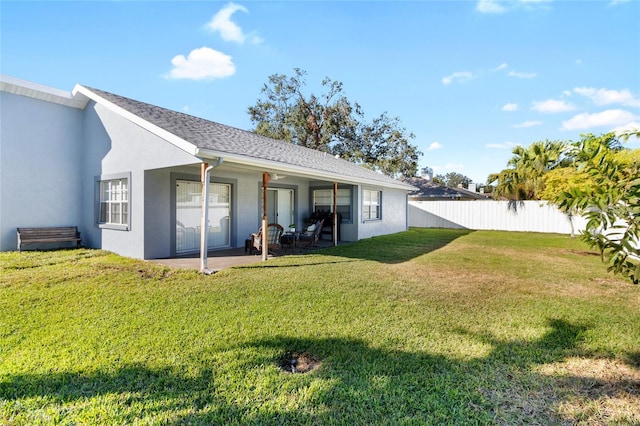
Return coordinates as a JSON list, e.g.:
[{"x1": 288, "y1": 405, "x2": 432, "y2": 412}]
[{"x1": 149, "y1": 239, "x2": 336, "y2": 272}]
